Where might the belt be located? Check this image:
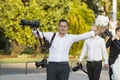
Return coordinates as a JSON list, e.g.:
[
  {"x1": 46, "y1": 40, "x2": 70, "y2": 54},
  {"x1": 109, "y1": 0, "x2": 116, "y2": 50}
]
[
  {"x1": 49, "y1": 62, "x2": 68, "y2": 64},
  {"x1": 87, "y1": 60, "x2": 102, "y2": 63}
]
